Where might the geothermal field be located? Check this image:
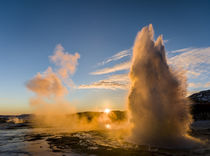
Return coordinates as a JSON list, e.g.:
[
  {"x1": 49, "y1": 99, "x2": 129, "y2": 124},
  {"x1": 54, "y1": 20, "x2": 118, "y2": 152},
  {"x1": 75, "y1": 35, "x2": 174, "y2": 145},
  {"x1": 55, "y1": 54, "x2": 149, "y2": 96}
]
[
  {"x1": 1, "y1": 25, "x2": 210, "y2": 155},
  {"x1": 1, "y1": 107, "x2": 210, "y2": 155},
  {"x1": 1, "y1": 1, "x2": 210, "y2": 155}
]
